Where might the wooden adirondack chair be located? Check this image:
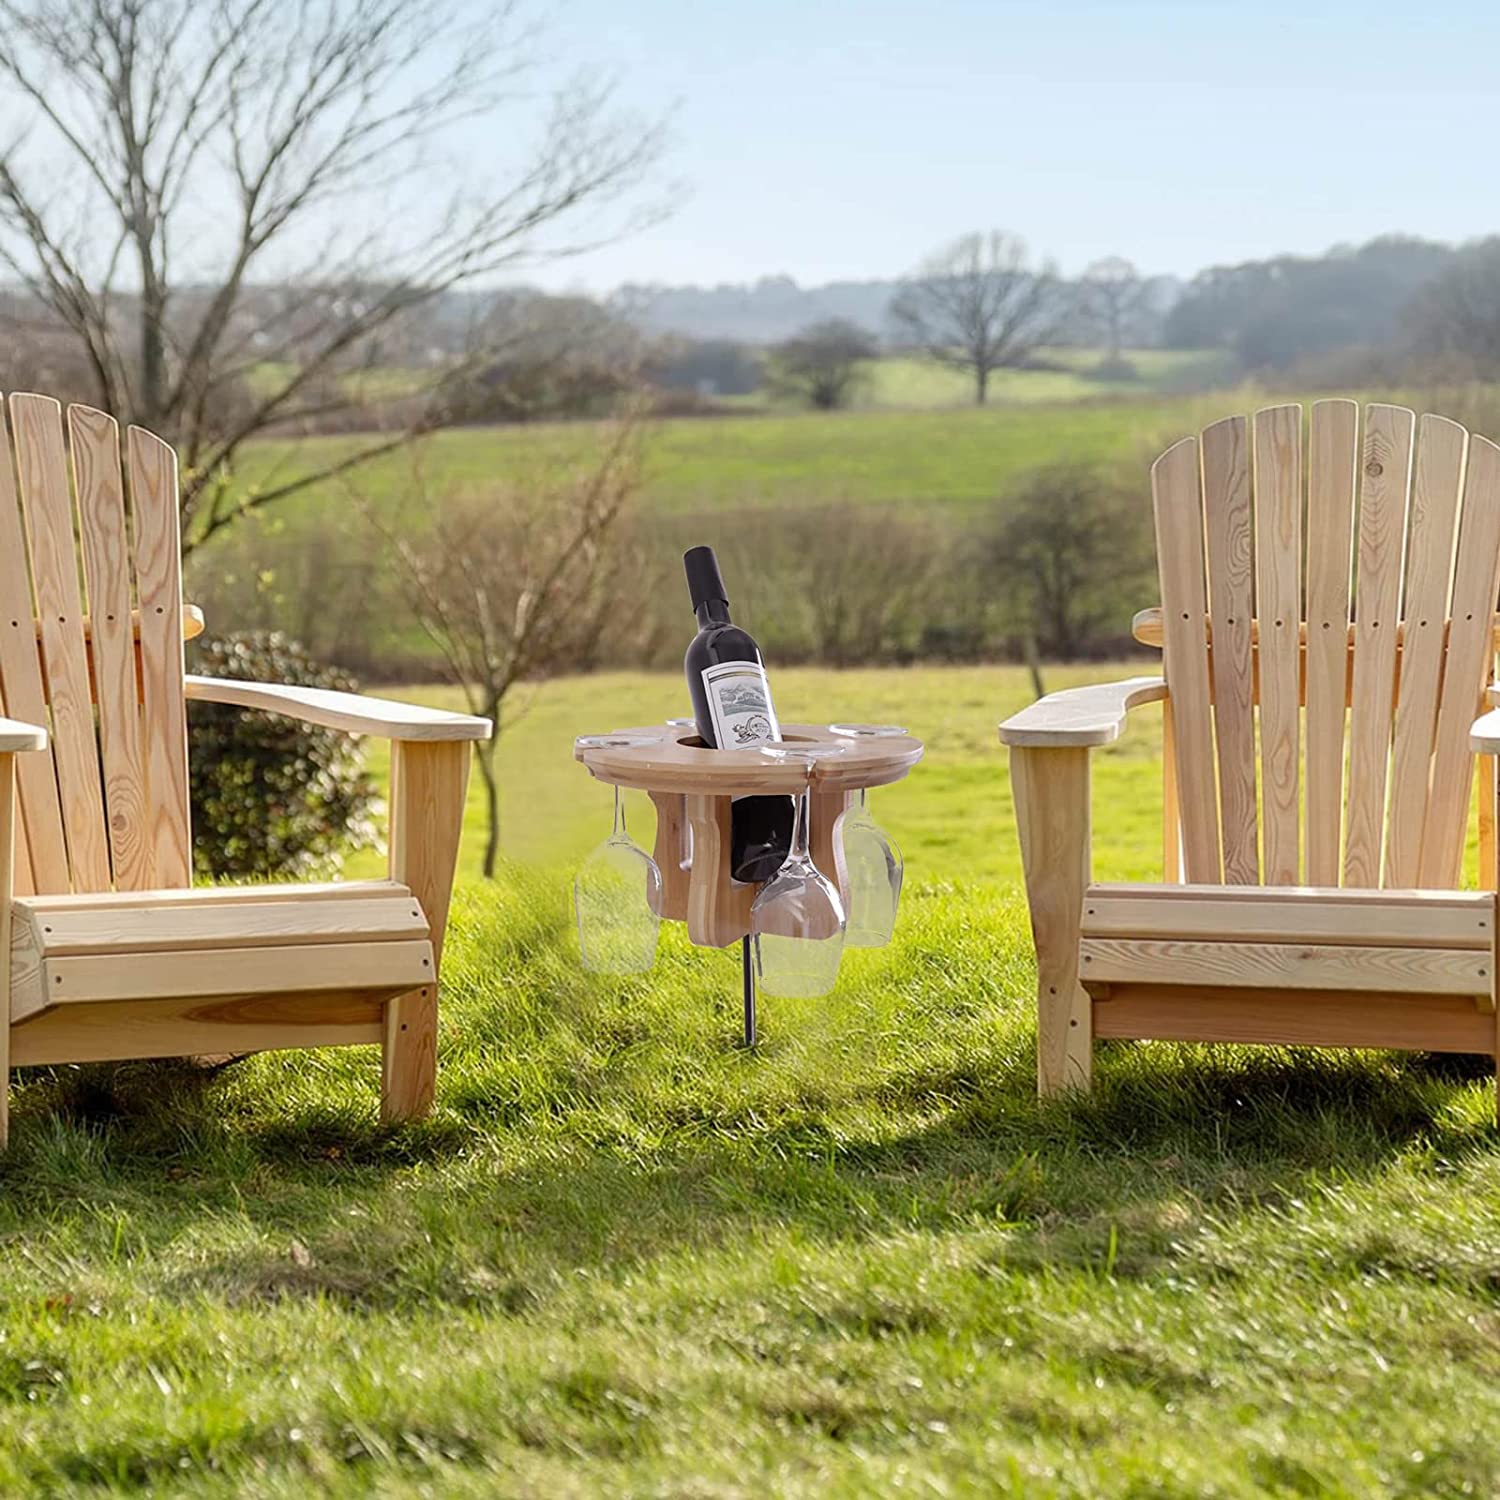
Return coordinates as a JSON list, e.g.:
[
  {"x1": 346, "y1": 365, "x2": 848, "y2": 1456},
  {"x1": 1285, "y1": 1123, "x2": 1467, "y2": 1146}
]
[
  {"x1": 0, "y1": 393, "x2": 490, "y2": 1144},
  {"x1": 1000, "y1": 401, "x2": 1500, "y2": 1110}
]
